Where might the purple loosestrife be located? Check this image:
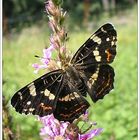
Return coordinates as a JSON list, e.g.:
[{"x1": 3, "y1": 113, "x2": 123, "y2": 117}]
[
  {"x1": 39, "y1": 115, "x2": 69, "y2": 140},
  {"x1": 39, "y1": 111, "x2": 103, "y2": 140},
  {"x1": 33, "y1": 0, "x2": 68, "y2": 73},
  {"x1": 33, "y1": 0, "x2": 103, "y2": 139}
]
